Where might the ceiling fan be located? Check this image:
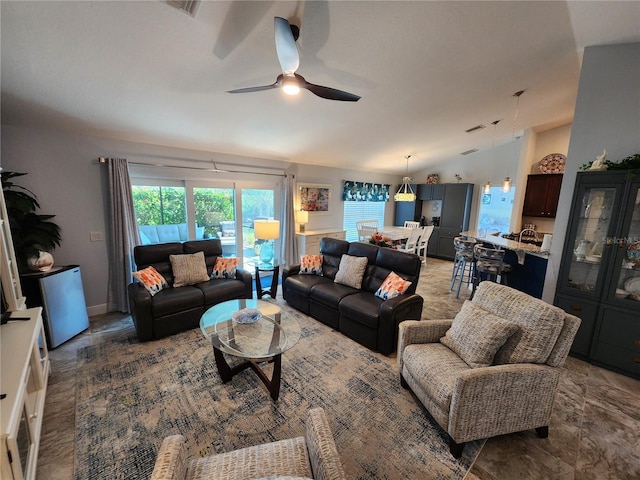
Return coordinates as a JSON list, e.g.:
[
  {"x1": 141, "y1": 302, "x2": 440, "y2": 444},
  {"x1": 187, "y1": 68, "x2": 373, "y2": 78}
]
[{"x1": 227, "y1": 17, "x2": 361, "y2": 102}]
